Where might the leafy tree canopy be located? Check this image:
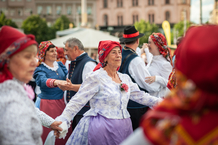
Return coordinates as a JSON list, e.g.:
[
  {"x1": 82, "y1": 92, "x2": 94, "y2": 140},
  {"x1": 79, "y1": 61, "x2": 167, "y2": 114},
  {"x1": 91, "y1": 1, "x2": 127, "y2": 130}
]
[
  {"x1": 134, "y1": 20, "x2": 159, "y2": 46},
  {"x1": 173, "y1": 20, "x2": 192, "y2": 37},
  {"x1": 0, "y1": 12, "x2": 18, "y2": 28},
  {"x1": 22, "y1": 15, "x2": 51, "y2": 43},
  {"x1": 52, "y1": 15, "x2": 74, "y2": 31}
]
